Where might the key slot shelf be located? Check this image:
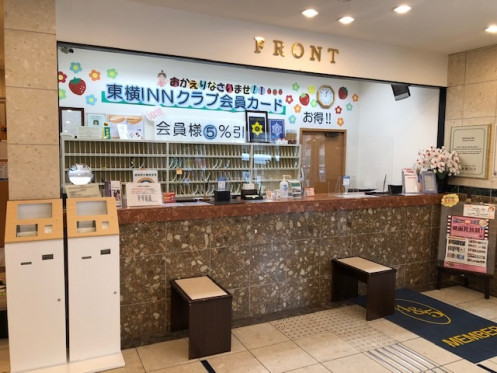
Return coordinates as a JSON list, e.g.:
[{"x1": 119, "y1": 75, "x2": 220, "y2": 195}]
[{"x1": 60, "y1": 138, "x2": 301, "y2": 199}]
